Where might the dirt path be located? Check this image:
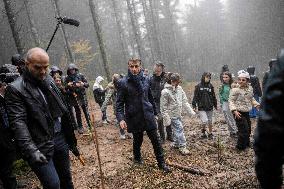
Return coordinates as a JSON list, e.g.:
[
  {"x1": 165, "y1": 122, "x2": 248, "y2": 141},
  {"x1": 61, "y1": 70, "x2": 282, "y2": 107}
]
[{"x1": 17, "y1": 101, "x2": 260, "y2": 188}]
